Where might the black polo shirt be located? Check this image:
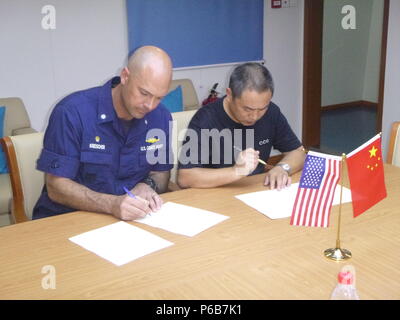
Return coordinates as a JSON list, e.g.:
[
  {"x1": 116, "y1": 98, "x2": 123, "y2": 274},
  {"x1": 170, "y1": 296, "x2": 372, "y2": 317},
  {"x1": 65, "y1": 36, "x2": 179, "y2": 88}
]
[{"x1": 178, "y1": 97, "x2": 301, "y2": 175}]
